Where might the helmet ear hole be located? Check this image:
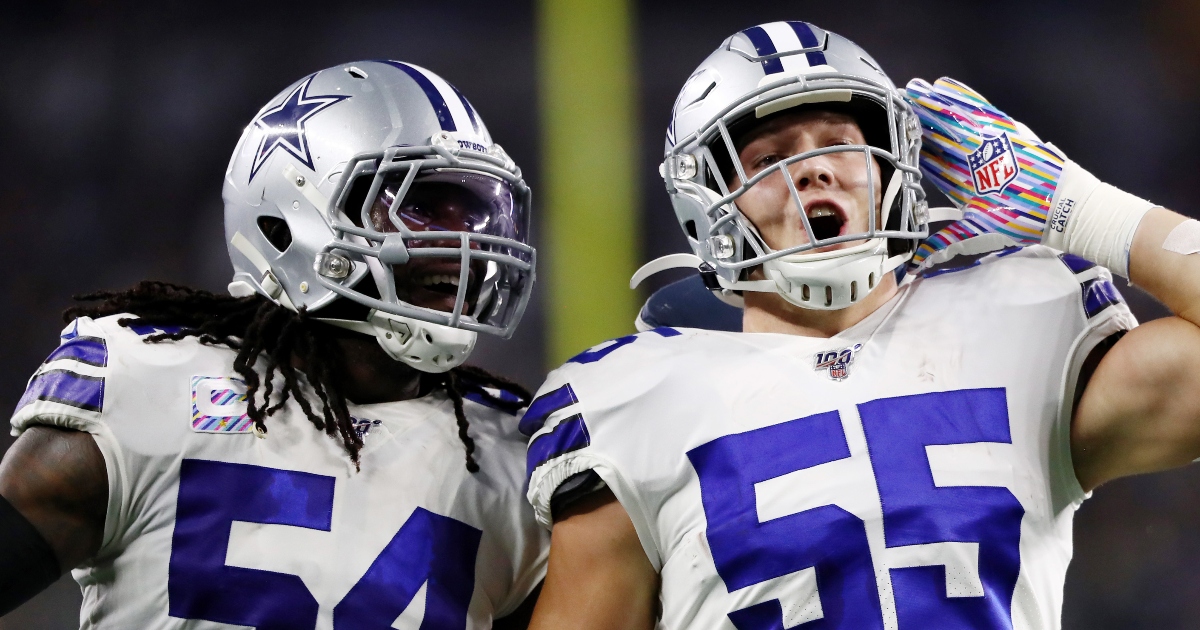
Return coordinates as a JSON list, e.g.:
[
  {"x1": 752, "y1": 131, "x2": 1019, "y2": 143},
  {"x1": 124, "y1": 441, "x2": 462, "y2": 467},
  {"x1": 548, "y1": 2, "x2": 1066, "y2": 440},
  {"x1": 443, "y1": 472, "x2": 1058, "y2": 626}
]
[
  {"x1": 257, "y1": 216, "x2": 293, "y2": 252},
  {"x1": 684, "y1": 220, "x2": 698, "y2": 241}
]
